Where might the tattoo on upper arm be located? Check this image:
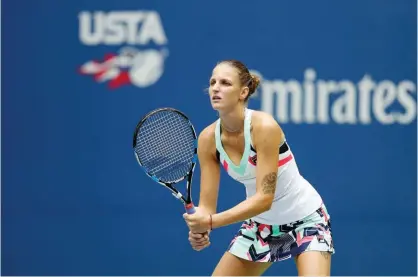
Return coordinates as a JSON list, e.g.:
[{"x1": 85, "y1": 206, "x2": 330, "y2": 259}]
[
  {"x1": 320, "y1": 251, "x2": 330, "y2": 260},
  {"x1": 262, "y1": 172, "x2": 277, "y2": 194}
]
